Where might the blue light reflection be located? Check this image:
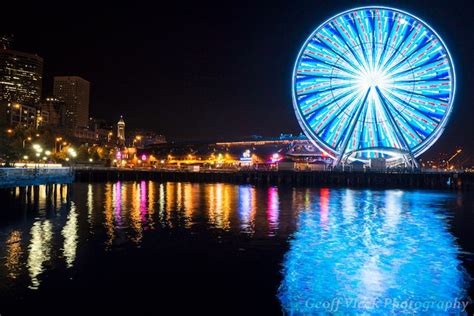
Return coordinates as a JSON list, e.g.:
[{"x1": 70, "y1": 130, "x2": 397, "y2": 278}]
[{"x1": 279, "y1": 189, "x2": 469, "y2": 314}]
